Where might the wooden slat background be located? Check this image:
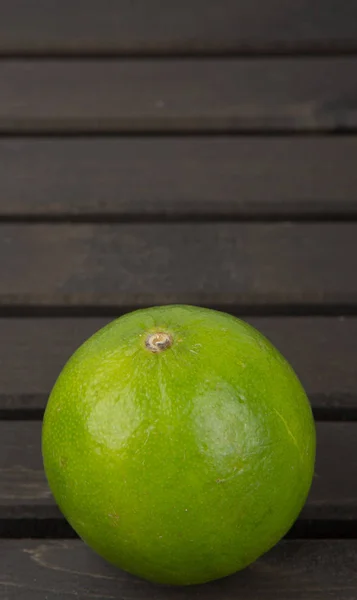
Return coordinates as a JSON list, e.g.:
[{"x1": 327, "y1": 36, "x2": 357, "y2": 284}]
[
  {"x1": 0, "y1": 540, "x2": 356, "y2": 599},
  {"x1": 0, "y1": 0, "x2": 356, "y2": 55},
  {"x1": 0, "y1": 223, "x2": 355, "y2": 308},
  {"x1": 0, "y1": 137, "x2": 356, "y2": 219},
  {"x1": 0, "y1": 58, "x2": 357, "y2": 133}
]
